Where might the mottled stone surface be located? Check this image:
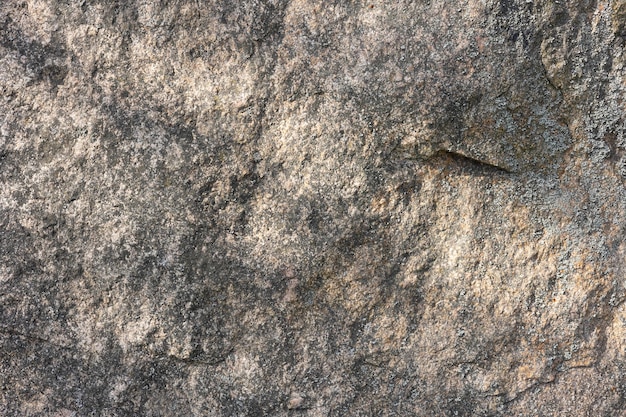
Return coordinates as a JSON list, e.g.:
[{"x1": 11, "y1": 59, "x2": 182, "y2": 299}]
[{"x1": 1, "y1": 1, "x2": 625, "y2": 415}]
